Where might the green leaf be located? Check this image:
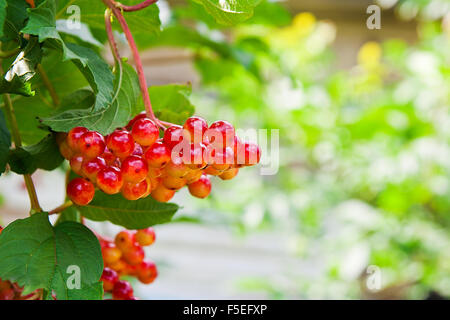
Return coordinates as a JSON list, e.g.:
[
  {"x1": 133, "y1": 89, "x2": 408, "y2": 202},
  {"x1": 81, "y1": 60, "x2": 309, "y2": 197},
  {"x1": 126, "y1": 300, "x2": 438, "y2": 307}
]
[
  {"x1": 2, "y1": 50, "x2": 90, "y2": 145},
  {"x1": 22, "y1": 0, "x2": 114, "y2": 110},
  {"x1": 2, "y1": 0, "x2": 29, "y2": 43},
  {"x1": 0, "y1": 37, "x2": 43, "y2": 96},
  {"x1": 149, "y1": 84, "x2": 195, "y2": 125},
  {"x1": 57, "y1": 0, "x2": 161, "y2": 35},
  {"x1": 58, "y1": 89, "x2": 95, "y2": 112},
  {"x1": 21, "y1": 0, "x2": 84, "y2": 62},
  {"x1": 56, "y1": 206, "x2": 81, "y2": 225},
  {"x1": 41, "y1": 63, "x2": 141, "y2": 135},
  {"x1": 8, "y1": 132, "x2": 64, "y2": 174},
  {"x1": 0, "y1": 0, "x2": 6, "y2": 39},
  {"x1": 77, "y1": 192, "x2": 179, "y2": 229},
  {"x1": 193, "y1": 0, "x2": 262, "y2": 25},
  {"x1": 64, "y1": 43, "x2": 114, "y2": 111},
  {"x1": 0, "y1": 212, "x2": 103, "y2": 300},
  {"x1": 0, "y1": 108, "x2": 11, "y2": 175}
]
